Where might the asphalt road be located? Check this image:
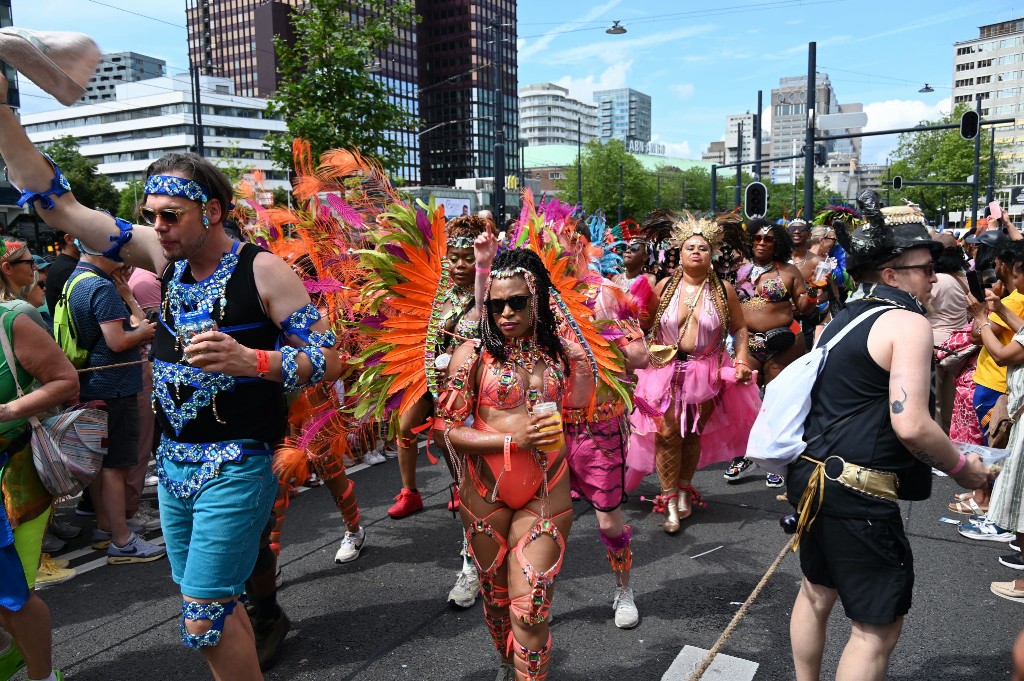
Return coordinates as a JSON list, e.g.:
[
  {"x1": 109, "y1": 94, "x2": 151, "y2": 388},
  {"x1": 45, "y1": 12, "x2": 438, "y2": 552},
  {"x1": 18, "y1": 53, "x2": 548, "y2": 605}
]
[{"x1": 38, "y1": 455, "x2": 1024, "y2": 680}]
